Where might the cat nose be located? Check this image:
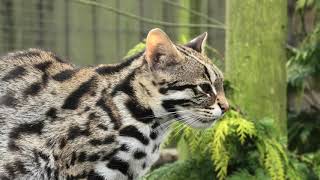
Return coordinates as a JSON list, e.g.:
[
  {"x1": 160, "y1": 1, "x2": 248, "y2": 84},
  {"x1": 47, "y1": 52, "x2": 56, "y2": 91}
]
[{"x1": 218, "y1": 101, "x2": 229, "y2": 113}]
